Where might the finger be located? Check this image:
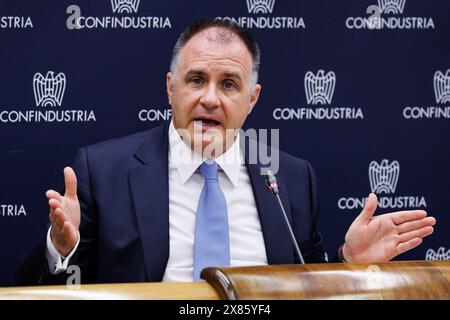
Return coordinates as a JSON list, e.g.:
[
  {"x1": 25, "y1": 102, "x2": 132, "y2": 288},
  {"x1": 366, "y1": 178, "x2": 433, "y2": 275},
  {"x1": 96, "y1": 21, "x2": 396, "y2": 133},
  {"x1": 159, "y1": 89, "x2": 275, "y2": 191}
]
[
  {"x1": 53, "y1": 207, "x2": 69, "y2": 231},
  {"x1": 49, "y1": 205, "x2": 61, "y2": 228},
  {"x1": 354, "y1": 193, "x2": 378, "y2": 224},
  {"x1": 51, "y1": 208, "x2": 62, "y2": 230},
  {"x1": 397, "y1": 237, "x2": 423, "y2": 255},
  {"x1": 63, "y1": 167, "x2": 78, "y2": 198},
  {"x1": 398, "y1": 217, "x2": 436, "y2": 234},
  {"x1": 46, "y1": 189, "x2": 62, "y2": 202},
  {"x1": 49, "y1": 208, "x2": 56, "y2": 225},
  {"x1": 399, "y1": 226, "x2": 434, "y2": 243},
  {"x1": 391, "y1": 210, "x2": 427, "y2": 225},
  {"x1": 48, "y1": 198, "x2": 61, "y2": 210}
]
